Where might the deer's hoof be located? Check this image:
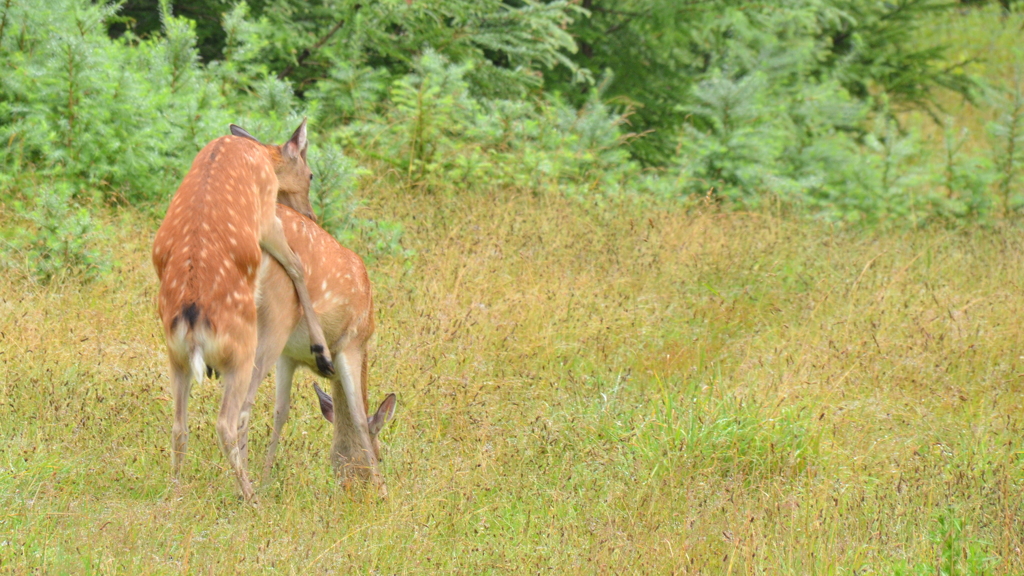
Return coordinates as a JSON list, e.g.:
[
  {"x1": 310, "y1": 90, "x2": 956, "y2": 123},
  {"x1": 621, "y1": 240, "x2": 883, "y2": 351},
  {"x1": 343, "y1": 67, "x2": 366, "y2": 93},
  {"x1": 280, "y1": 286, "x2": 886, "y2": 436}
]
[{"x1": 312, "y1": 345, "x2": 335, "y2": 375}]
